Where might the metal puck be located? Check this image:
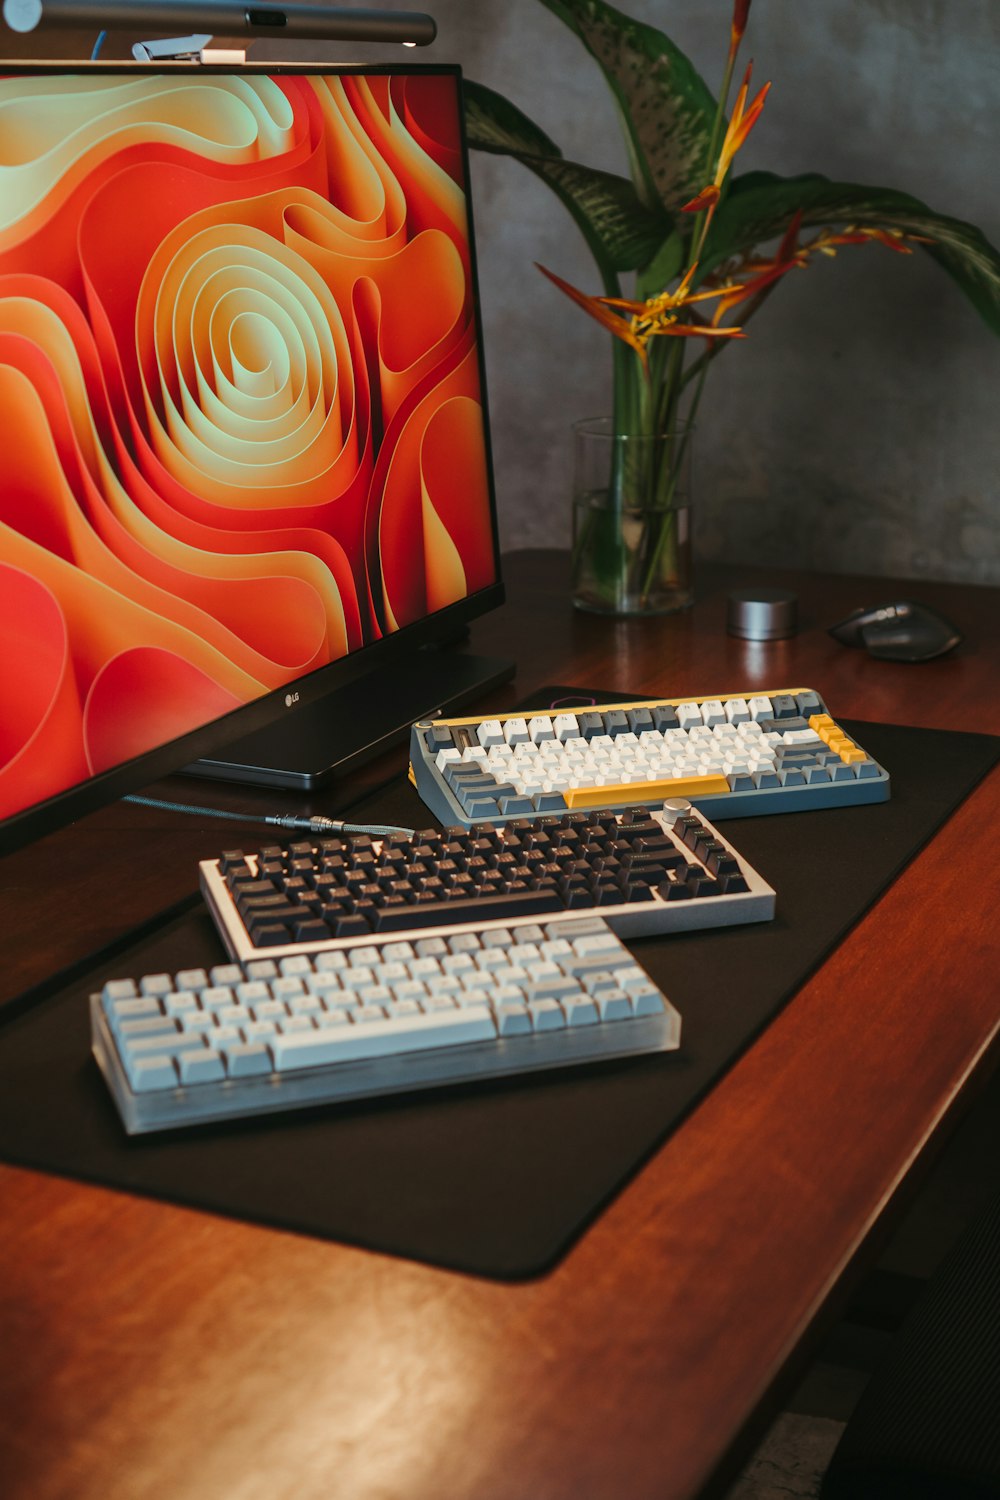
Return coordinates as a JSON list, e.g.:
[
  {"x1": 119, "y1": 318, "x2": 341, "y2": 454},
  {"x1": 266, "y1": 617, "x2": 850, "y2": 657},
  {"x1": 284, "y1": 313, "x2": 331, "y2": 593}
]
[{"x1": 727, "y1": 588, "x2": 798, "y2": 641}]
